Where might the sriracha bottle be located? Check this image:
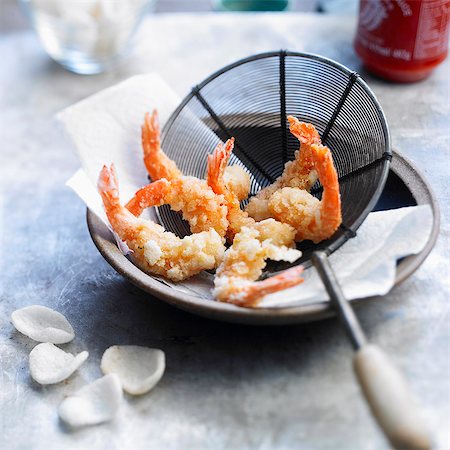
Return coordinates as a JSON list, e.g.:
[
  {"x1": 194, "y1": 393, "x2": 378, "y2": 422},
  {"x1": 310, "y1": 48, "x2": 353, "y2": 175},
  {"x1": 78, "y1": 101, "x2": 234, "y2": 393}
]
[{"x1": 354, "y1": 0, "x2": 450, "y2": 82}]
